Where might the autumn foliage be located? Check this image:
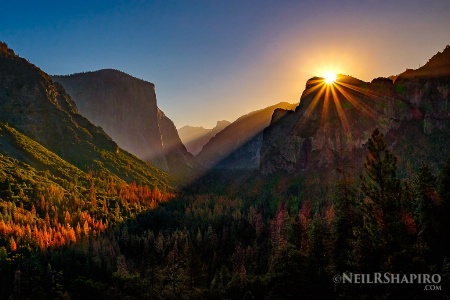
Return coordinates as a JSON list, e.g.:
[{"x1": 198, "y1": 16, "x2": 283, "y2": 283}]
[{"x1": 0, "y1": 171, "x2": 173, "y2": 252}]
